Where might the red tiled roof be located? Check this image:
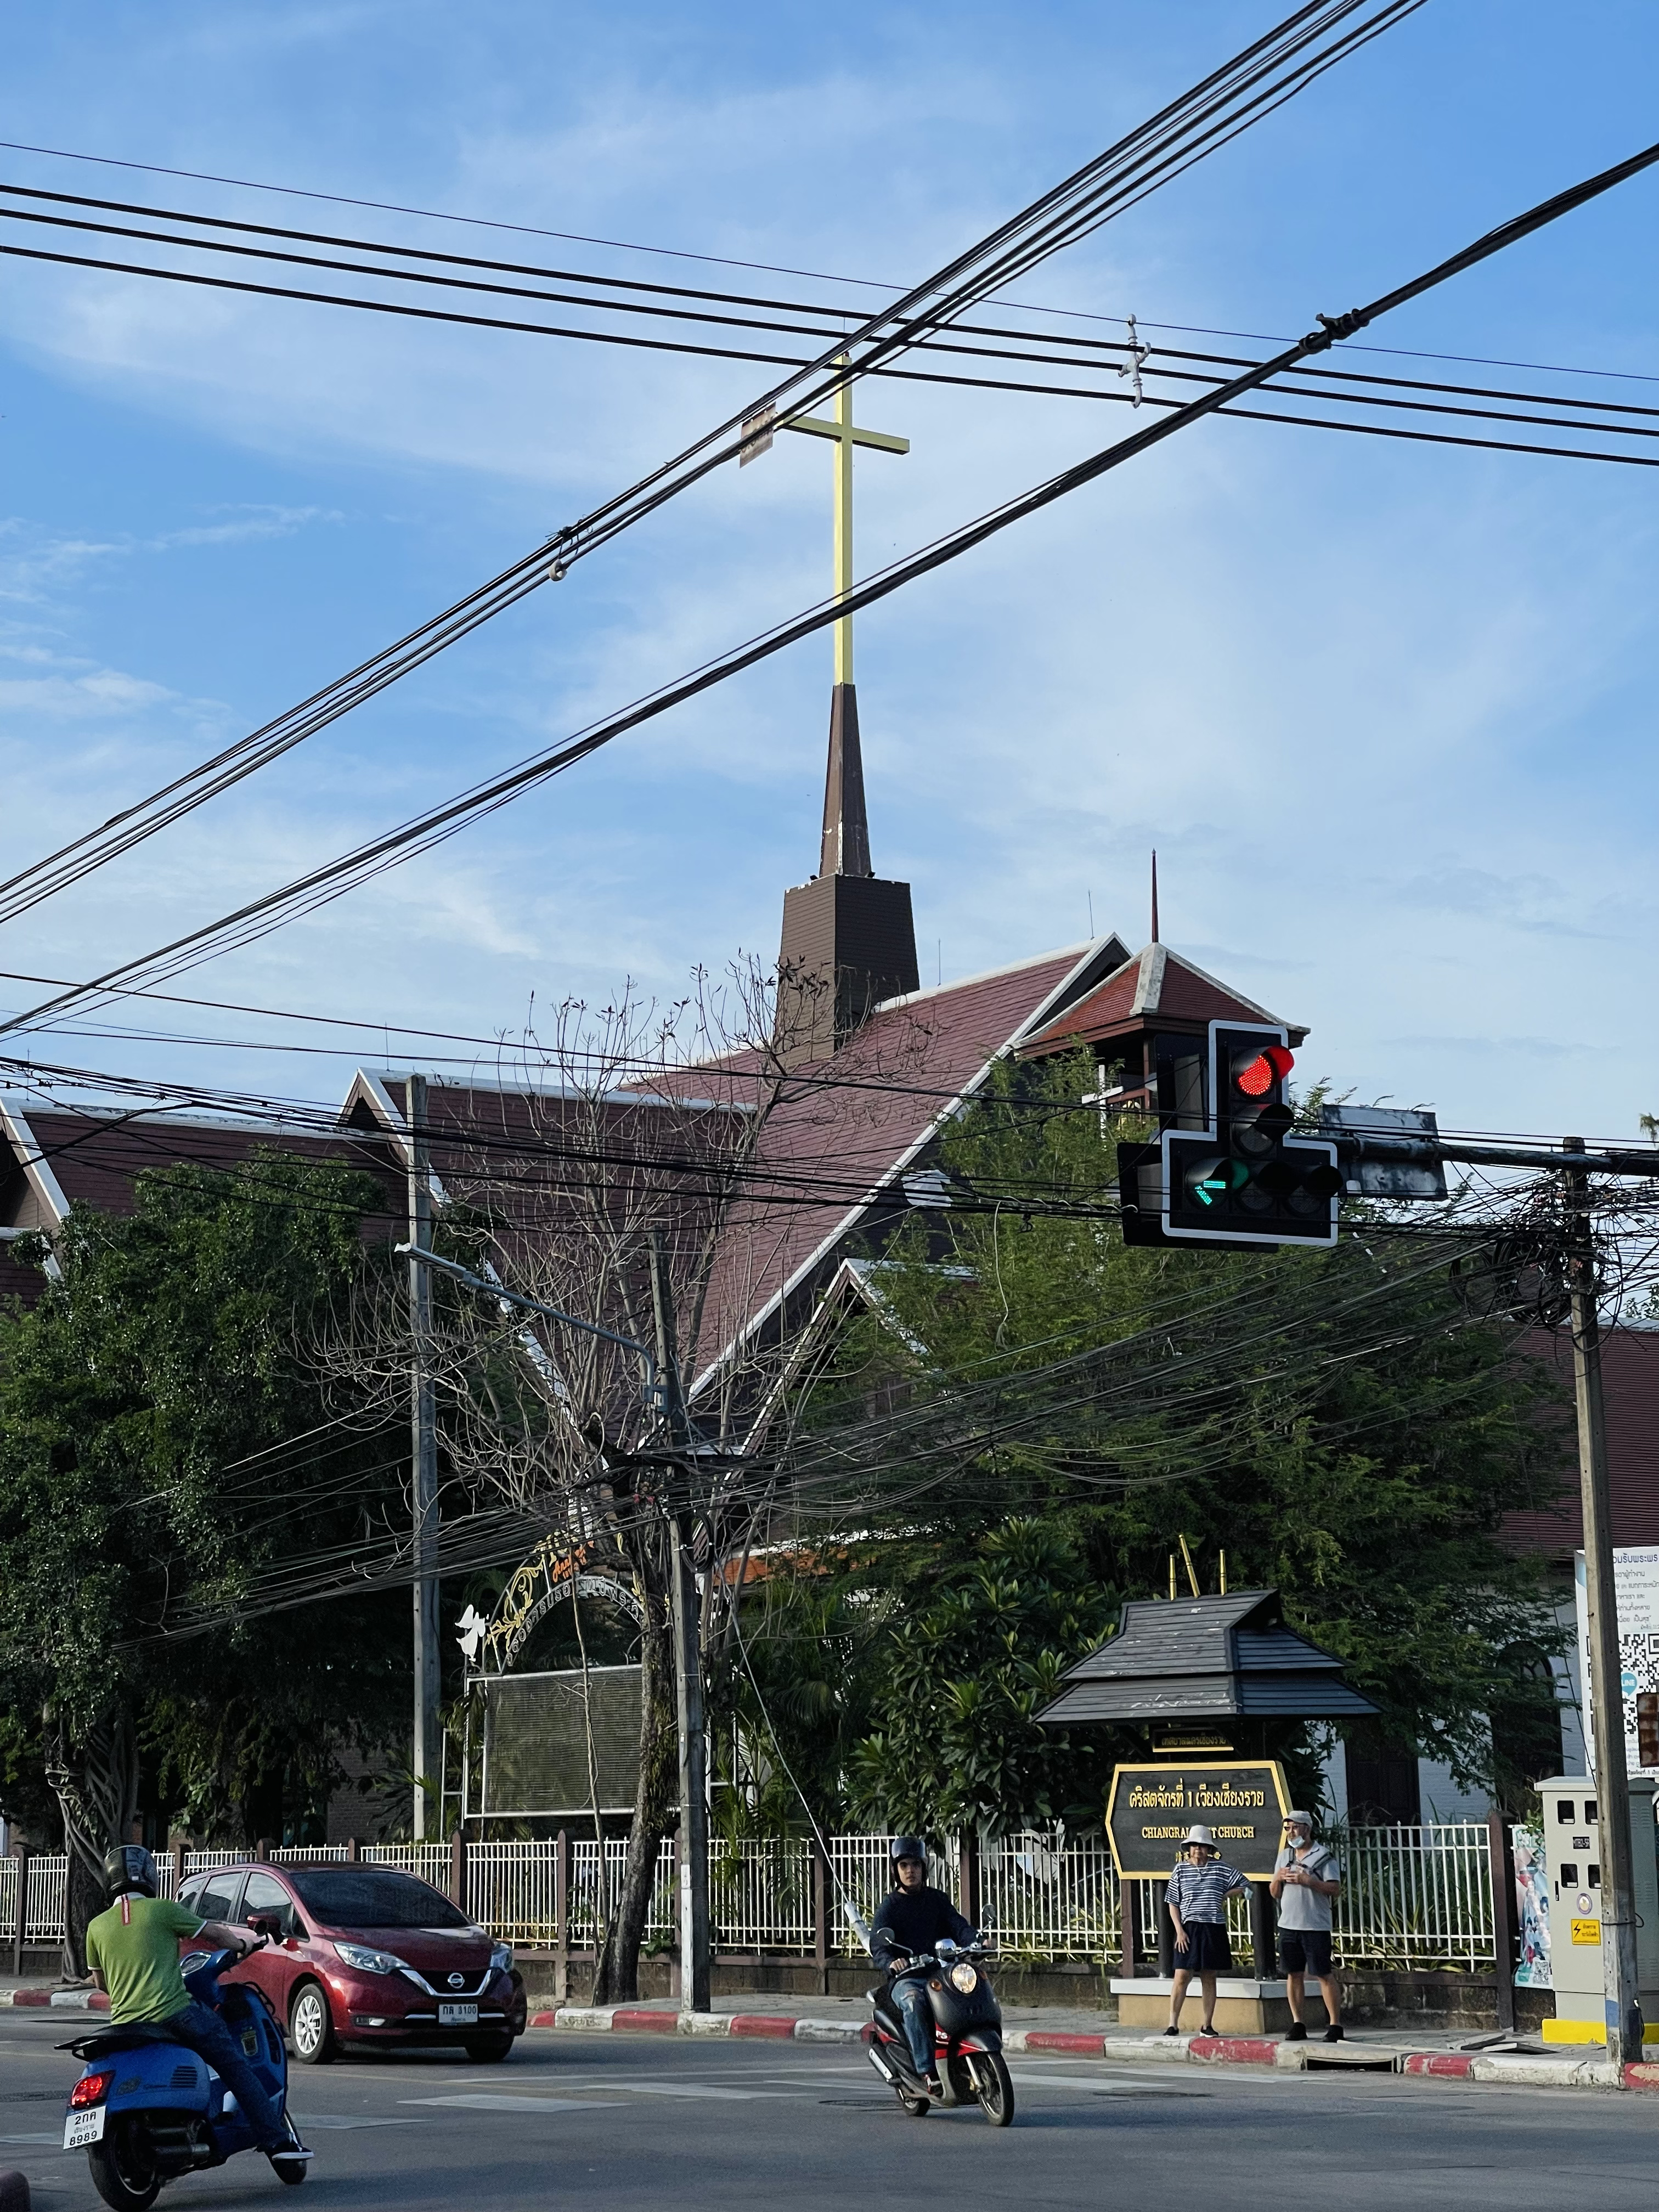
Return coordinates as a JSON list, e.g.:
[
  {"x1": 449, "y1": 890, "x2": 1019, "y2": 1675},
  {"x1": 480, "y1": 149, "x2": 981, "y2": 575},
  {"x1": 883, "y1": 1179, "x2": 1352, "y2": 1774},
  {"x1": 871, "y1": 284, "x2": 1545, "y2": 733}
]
[
  {"x1": 1502, "y1": 1326, "x2": 1659, "y2": 1555},
  {"x1": 689, "y1": 940, "x2": 1122, "y2": 1394},
  {"x1": 1020, "y1": 941, "x2": 1301, "y2": 1056}
]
